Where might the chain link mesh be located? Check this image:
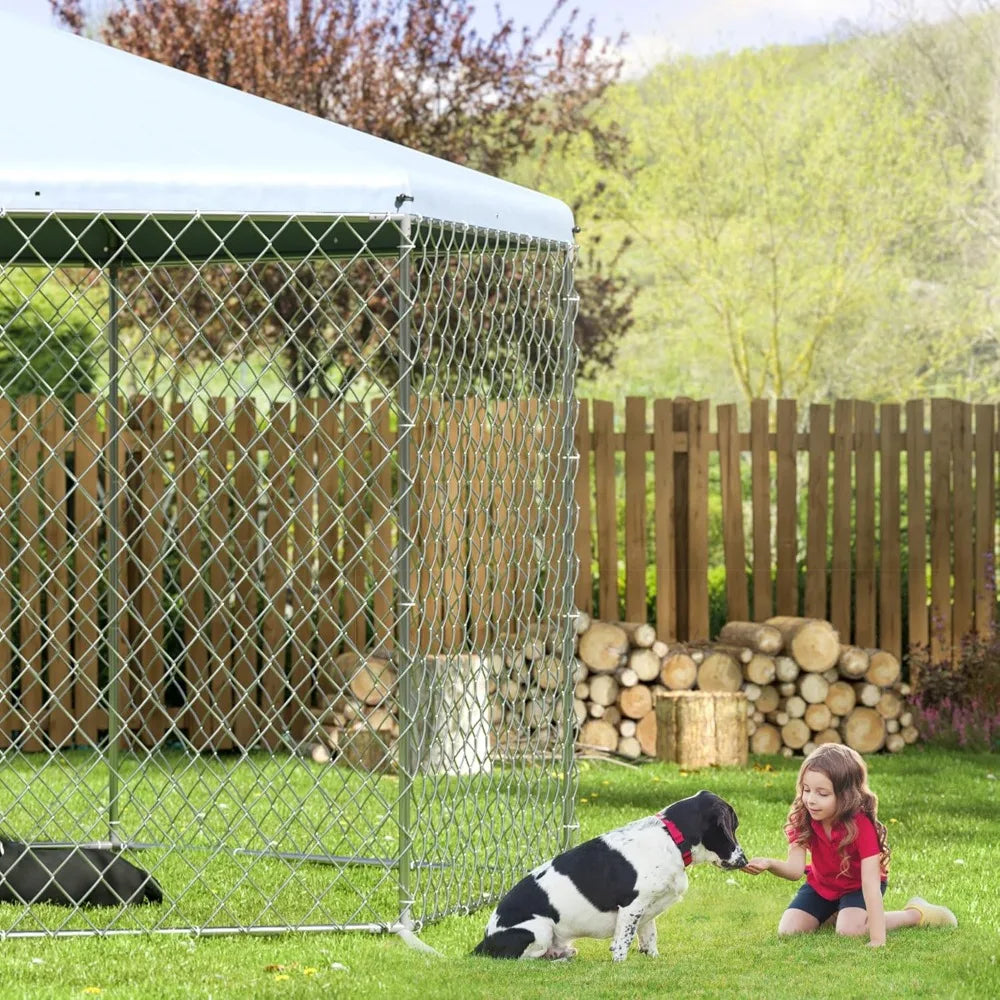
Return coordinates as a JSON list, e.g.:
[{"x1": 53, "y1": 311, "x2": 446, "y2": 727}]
[{"x1": 0, "y1": 211, "x2": 578, "y2": 936}]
